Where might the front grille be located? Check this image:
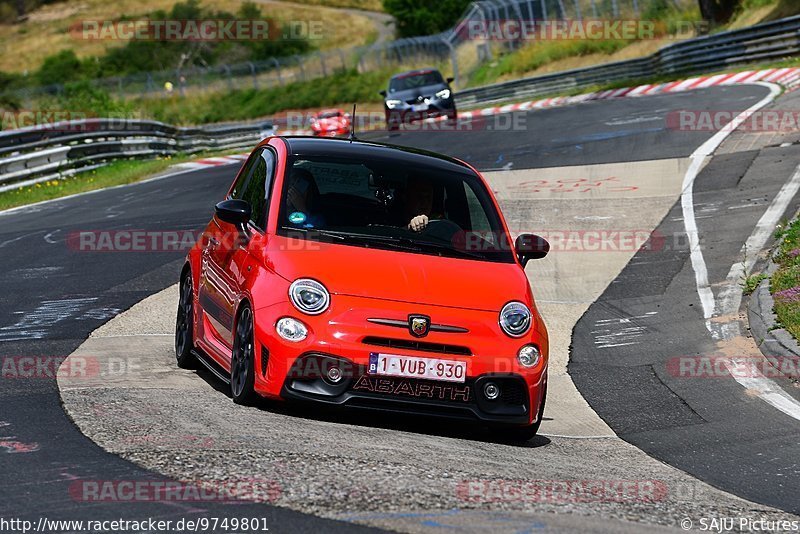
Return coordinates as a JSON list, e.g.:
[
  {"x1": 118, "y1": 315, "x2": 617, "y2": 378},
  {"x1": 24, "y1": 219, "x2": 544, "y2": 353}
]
[
  {"x1": 498, "y1": 379, "x2": 526, "y2": 405},
  {"x1": 362, "y1": 336, "x2": 471, "y2": 355},
  {"x1": 350, "y1": 374, "x2": 474, "y2": 404}
]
